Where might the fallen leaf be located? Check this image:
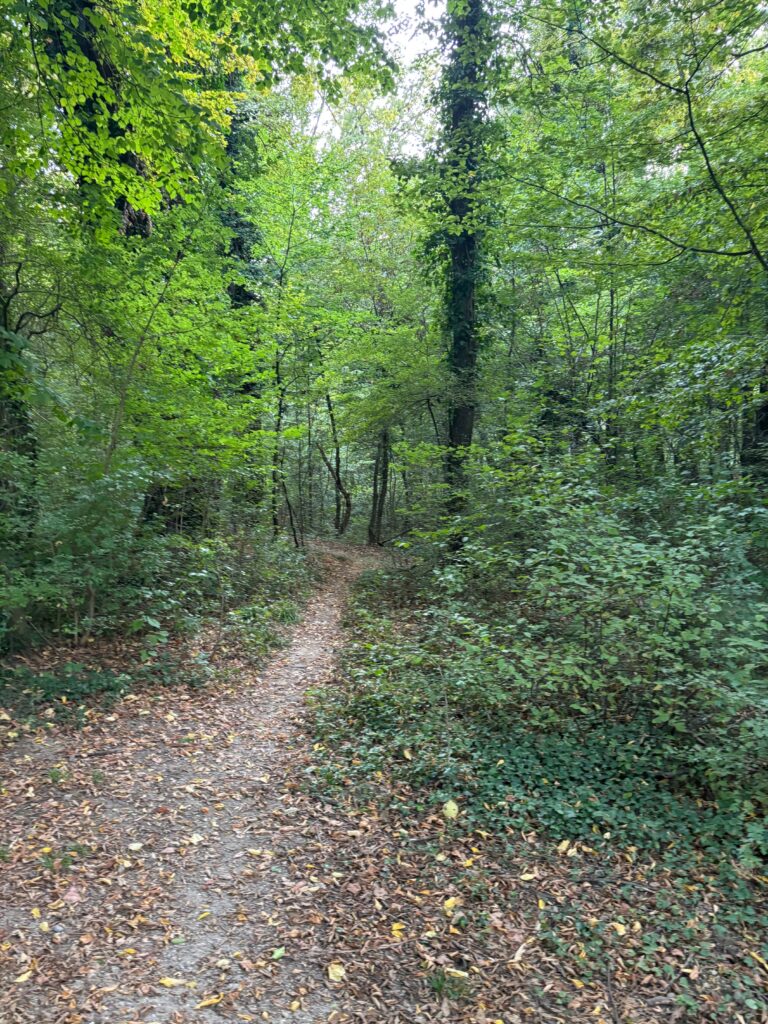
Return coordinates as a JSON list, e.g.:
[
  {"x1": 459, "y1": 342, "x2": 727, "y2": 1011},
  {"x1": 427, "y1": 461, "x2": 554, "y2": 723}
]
[
  {"x1": 327, "y1": 962, "x2": 346, "y2": 982},
  {"x1": 271, "y1": 946, "x2": 286, "y2": 960},
  {"x1": 512, "y1": 938, "x2": 532, "y2": 963},
  {"x1": 391, "y1": 922, "x2": 406, "y2": 939},
  {"x1": 196, "y1": 993, "x2": 224, "y2": 1009},
  {"x1": 159, "y1": 977, "x2": 188, "y2": 988},
  {"x1": 14, "y1": 971, "x2": 32, "y2": 984}
]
